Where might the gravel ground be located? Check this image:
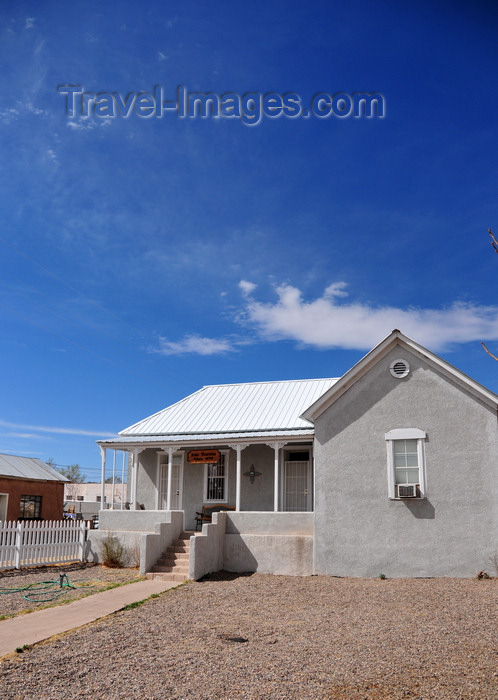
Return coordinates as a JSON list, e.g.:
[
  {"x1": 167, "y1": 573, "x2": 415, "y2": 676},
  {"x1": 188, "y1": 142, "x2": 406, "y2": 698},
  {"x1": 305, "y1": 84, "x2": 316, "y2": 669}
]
[
  {"x1": 0, "y1": 572, "x2": 496, "y2": 699},
  {"x1": 0, "y1": 563, "x2": 141, "y2": 617}
]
